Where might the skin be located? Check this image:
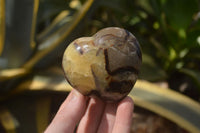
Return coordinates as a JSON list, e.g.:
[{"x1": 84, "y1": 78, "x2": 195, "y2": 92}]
[{"x1": 44, "y1": 89, "x2": 134, "y2": 133}]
